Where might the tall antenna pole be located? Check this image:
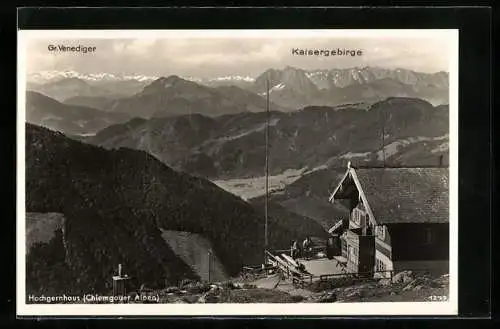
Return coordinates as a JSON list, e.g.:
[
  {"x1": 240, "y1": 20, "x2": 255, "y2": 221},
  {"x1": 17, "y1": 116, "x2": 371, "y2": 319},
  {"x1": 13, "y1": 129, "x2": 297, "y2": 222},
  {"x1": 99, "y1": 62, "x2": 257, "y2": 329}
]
[
  {"x1": 265, "y1": 79, "x2": 270, "y2": 250},
  {"x1": 381, "y1": 106, "x2": 386, "y2": 167}
]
